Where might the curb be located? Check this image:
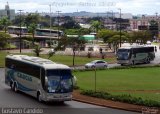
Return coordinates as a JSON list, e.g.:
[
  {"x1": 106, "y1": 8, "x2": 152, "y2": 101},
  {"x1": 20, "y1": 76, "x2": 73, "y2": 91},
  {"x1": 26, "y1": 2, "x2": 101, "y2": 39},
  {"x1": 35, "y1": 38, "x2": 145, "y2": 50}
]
[{"x1": 72, "y1": 98, "x2": 142, "y2": 113}]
